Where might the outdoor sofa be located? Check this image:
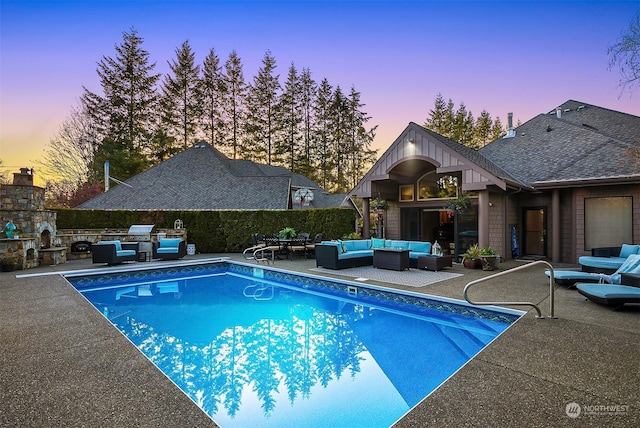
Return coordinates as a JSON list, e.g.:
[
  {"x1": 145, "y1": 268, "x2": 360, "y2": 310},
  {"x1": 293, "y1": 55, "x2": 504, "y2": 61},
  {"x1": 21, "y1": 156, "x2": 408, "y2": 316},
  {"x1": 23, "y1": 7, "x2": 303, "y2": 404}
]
[
  {"x1": 578, "y1": 244, "x2": 640, "y2": 274},
  {"x1": 92, "y1": 240, "x2": 139, "y2": 265},
  {"x1": 152, "y1": 238, "x2": 187, "y2": 260},
  {"x1": 315, "y1": 238, "x2": 433, "y2": 270}
]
